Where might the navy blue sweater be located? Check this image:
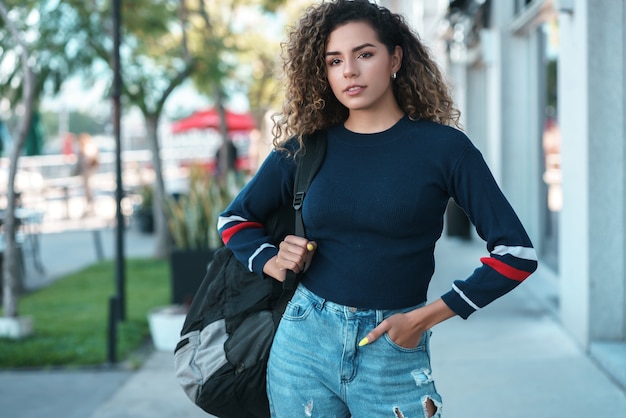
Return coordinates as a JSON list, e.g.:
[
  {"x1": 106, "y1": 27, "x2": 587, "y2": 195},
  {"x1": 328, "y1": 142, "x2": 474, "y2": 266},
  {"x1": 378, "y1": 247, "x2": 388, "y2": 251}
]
[{"x1": 218, "y1": 116, "x2": 537, "y2": 318}]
